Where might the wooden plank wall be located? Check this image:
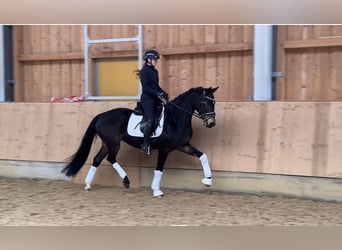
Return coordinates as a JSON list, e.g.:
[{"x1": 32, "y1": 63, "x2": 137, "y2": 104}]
[
  {"x1": 1, "y1": 102, "x2": 342, "y2": 179},
  {"x1": 14, "y1": 25, "x2": 85, "y2": 102},
  {"x1": 276, "y1": 25, "x2": 342, "y2": 101},
  {"x1": 143, "y1": 25, "x2": 254, "y2": 101},
  {"x1": 13, "y1": 25, "x2": 254, "y2": 102},
  {"x1": 13, "y1": 25, "x2": 342, "y2": 102}
]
